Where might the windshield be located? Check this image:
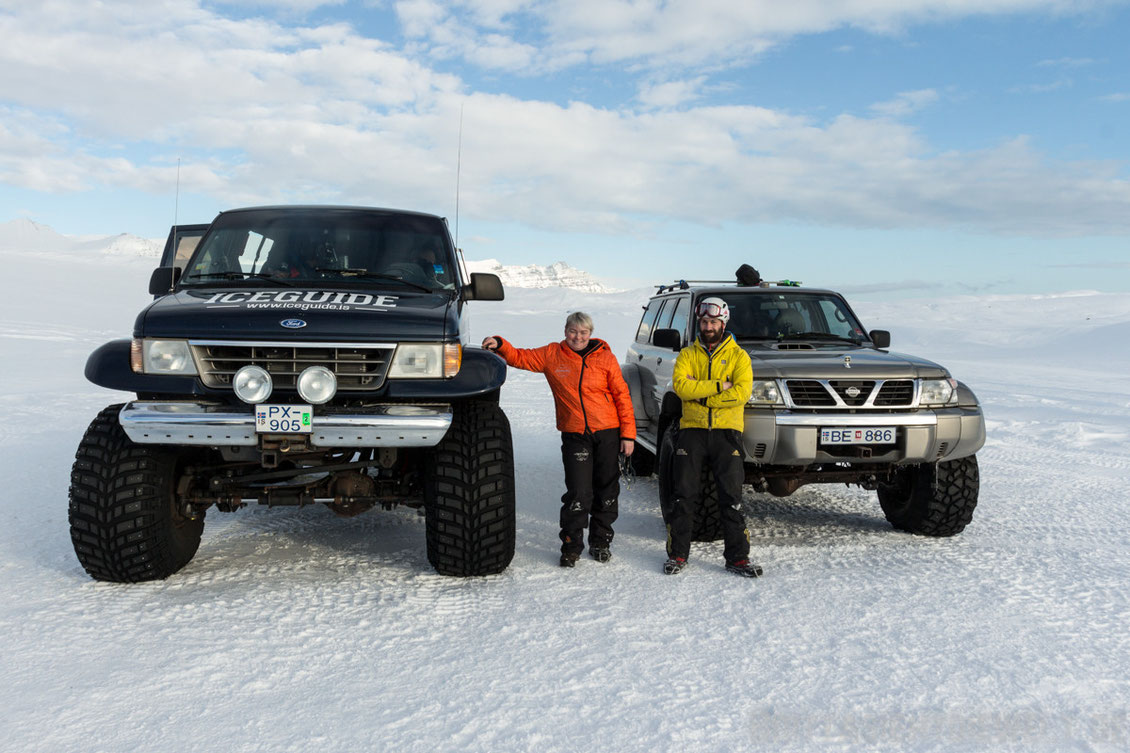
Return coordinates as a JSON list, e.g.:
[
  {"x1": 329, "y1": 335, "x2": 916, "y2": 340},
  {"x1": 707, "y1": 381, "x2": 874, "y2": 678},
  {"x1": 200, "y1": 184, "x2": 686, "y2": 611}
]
[
  {"x1": 715, "y1": 291, "x2": 868, "y2": 342},
  {"x1": 180, "y1": 208, "x2": 457, "y2": 290}
]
